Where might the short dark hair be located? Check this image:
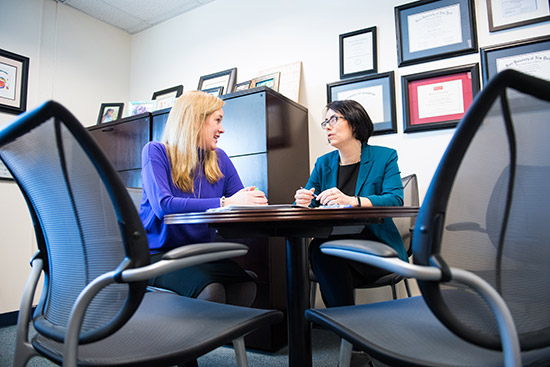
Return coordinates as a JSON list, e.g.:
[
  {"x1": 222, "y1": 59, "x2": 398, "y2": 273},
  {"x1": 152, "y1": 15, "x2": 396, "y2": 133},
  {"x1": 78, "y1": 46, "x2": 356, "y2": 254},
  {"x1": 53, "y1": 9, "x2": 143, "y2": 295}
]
[{"x1": 325, "y1": 100, "x2": 374, "y2": 142}]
